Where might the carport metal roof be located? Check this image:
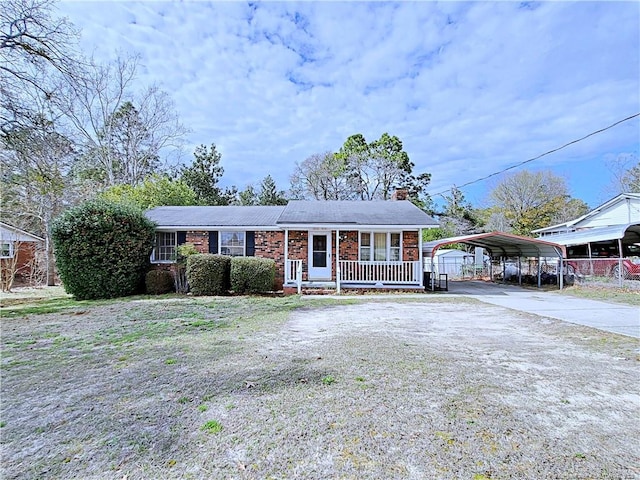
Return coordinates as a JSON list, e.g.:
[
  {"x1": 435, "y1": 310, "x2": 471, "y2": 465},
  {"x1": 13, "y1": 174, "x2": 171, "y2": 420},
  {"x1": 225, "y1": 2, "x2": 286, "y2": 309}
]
[{"x1": 423, "y1": 232, "x2": 564, "y2": 259}]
